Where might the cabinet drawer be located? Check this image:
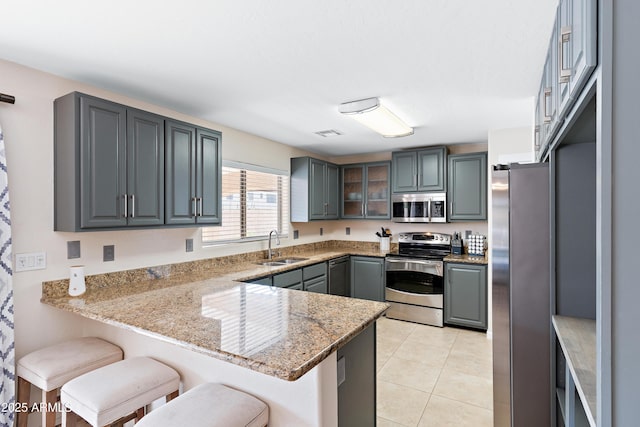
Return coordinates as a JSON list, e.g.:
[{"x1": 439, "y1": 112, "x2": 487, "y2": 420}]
[
  {"x1": 303, "y1": 262, "x2": 327, "y2": 280},
  {"x1": 273, "y1": 269, "x2": 303, "y2": 288},
  {"x1": 304, "y1": 276, "x2": 327, "y2": 294}
]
